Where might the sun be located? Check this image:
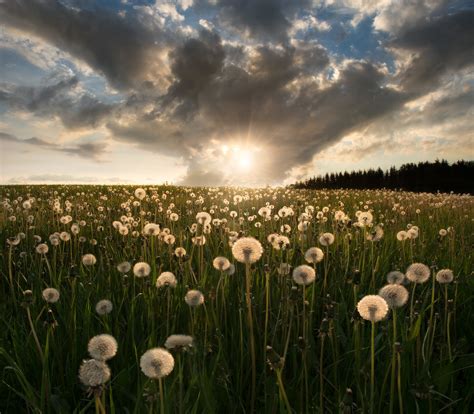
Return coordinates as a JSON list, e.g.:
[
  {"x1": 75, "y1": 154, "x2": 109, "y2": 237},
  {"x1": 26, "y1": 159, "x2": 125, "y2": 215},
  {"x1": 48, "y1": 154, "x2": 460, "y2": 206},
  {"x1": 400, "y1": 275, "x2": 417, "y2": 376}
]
[{"x1": 222, "y1": 145, "x2": 254, "y2": 170}]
